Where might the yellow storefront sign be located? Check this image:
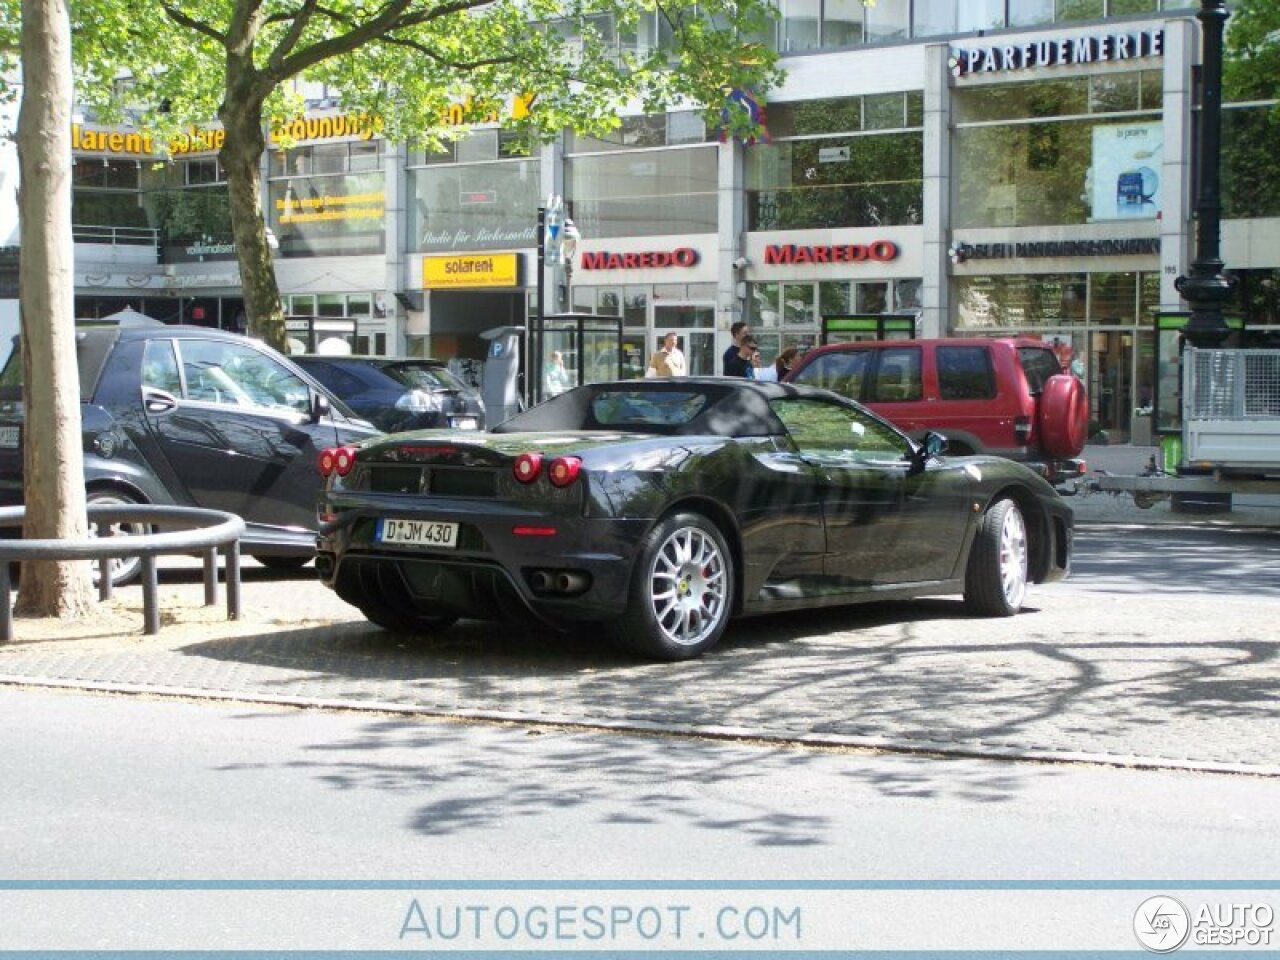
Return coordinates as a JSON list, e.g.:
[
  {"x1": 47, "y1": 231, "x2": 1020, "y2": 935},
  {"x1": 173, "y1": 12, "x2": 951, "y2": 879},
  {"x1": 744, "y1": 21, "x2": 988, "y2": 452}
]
[{"x1": 423, "y1": 254, "x2": 519, "y2": 289}]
